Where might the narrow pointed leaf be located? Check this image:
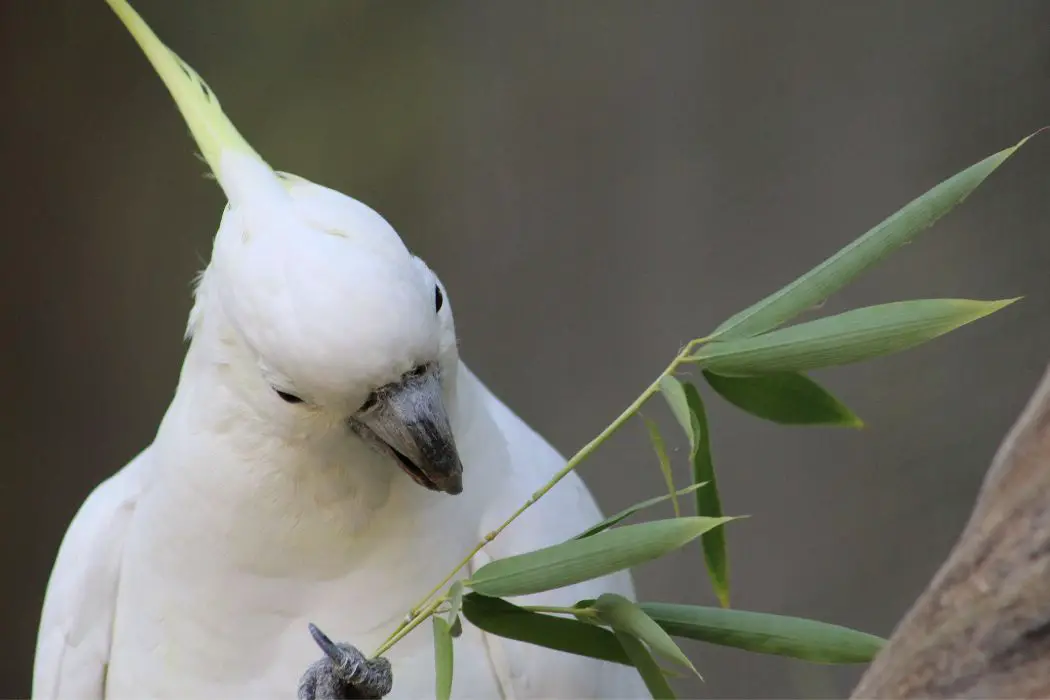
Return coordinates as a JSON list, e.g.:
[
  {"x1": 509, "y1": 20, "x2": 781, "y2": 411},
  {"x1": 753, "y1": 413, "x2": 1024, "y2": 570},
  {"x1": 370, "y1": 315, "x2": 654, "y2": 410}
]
[
  {"x1": 461, "y1": 593, "x2": 630, "y2": 665},
  {"x1": 573, "y1": 483, "x2": 706, "y2": 540},
  {"x1": 595, "y1": 594, "x2": 699, "y2": 676},
  {"x1": 640, "y1": 602, "x2": 885, "y2": 664},
  {"x1": 615, "y1": 631, "x2": 678, "y2": 699},
  {"x1": 468, "y1": 516, "x2": 735, "y2": 598},
  {"x1": 432, "y1": 617, "x2": 454, "y2": 700},
  {"x1": 702, "y1": 371, "x2": 863, "y2": 427},
  {"x1": 693, "y1": 299, "x2": 1017, "y2": 375},
  {"x1": 710, "y1": 137, "x2": 1029, "y2": 341},
  {"x1": 659, "y1": 376, "x2": 694, "y2": 443},
  {"x1": 680, "y1": 382, "x2": 729, "y2": 607},
  {"x1": 644, "y1": 417, "x2": 680, "y2": 516},
  {"x1": 446, "y1": 581, "x2": 465, "y2": 637},
  {"x1": 447, "y1": 581, "x2": 464, "y2": 624}
]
